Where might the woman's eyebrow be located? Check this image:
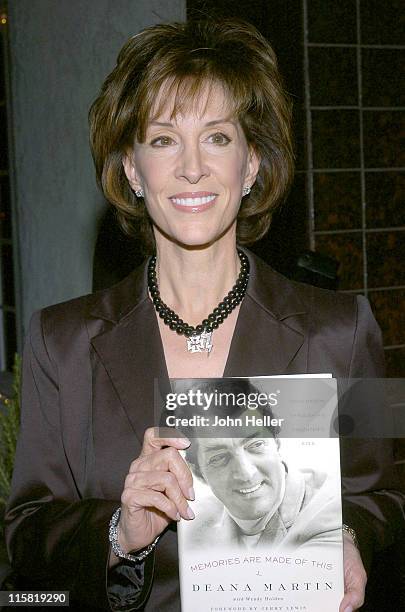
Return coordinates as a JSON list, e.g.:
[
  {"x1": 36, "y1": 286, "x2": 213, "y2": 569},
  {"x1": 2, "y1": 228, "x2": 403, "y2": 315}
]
[
  {"x1": 149, "y1": 121, "x2": 174, "y2": 127},
  {"x1": 204, "y1": 118, "x2": 236, "y2": 126},
  {"x1": 148, "y1": 118, "x2": 236, "y2": 128}
]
